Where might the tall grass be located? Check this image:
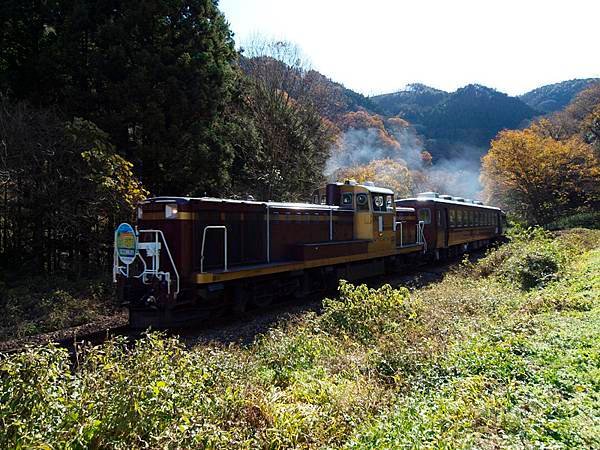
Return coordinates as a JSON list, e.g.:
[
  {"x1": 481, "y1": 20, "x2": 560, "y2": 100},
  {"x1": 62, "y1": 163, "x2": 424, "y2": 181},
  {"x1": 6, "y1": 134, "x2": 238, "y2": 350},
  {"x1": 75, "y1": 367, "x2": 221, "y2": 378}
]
[{"x1": 1, "y1": 228, "x2": 599, "y2": 448}]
